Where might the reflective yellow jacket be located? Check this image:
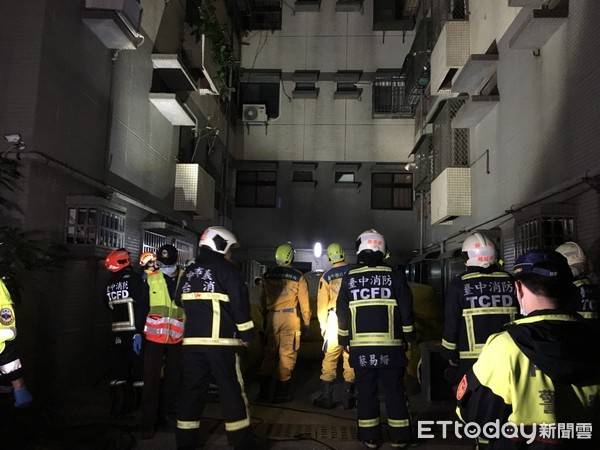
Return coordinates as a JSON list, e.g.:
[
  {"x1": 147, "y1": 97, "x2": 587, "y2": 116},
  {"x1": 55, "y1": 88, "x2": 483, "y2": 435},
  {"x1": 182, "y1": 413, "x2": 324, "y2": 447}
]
[
  {"x1": 457, "y1": 312, "x2": 600, "y2": 436},
  {"x1": 0, "y1": 279, "x2": 17, "y2": 354}
]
